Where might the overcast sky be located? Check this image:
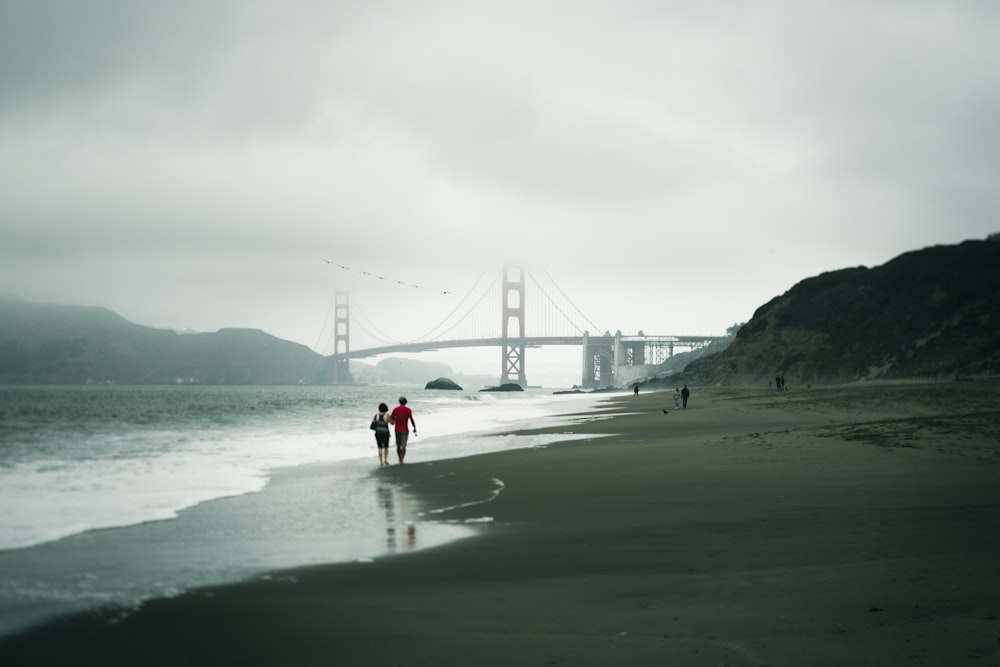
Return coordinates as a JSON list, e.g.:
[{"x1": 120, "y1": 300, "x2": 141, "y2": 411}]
[{"x1": 2, "y1": 1, "x2": 997, "y2": 383}]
